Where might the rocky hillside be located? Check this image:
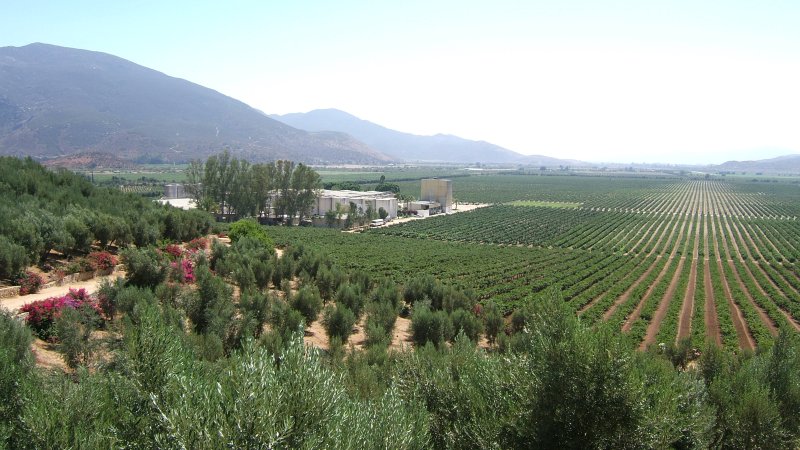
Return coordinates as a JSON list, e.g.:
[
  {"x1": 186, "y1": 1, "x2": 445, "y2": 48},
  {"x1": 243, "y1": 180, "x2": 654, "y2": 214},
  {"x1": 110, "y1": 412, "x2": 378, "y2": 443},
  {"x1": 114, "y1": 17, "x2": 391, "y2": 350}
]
[{"x1": 0, "y1": 43, "x2": 392, "y2": 165}]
